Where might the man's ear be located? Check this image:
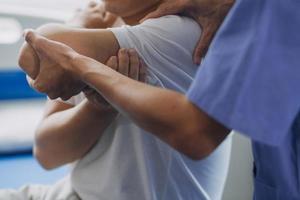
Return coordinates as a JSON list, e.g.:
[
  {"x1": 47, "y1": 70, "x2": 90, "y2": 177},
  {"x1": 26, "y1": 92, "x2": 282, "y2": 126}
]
[{"x1": 18, "y1": 42, "x2": 40, "y2": 79}]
